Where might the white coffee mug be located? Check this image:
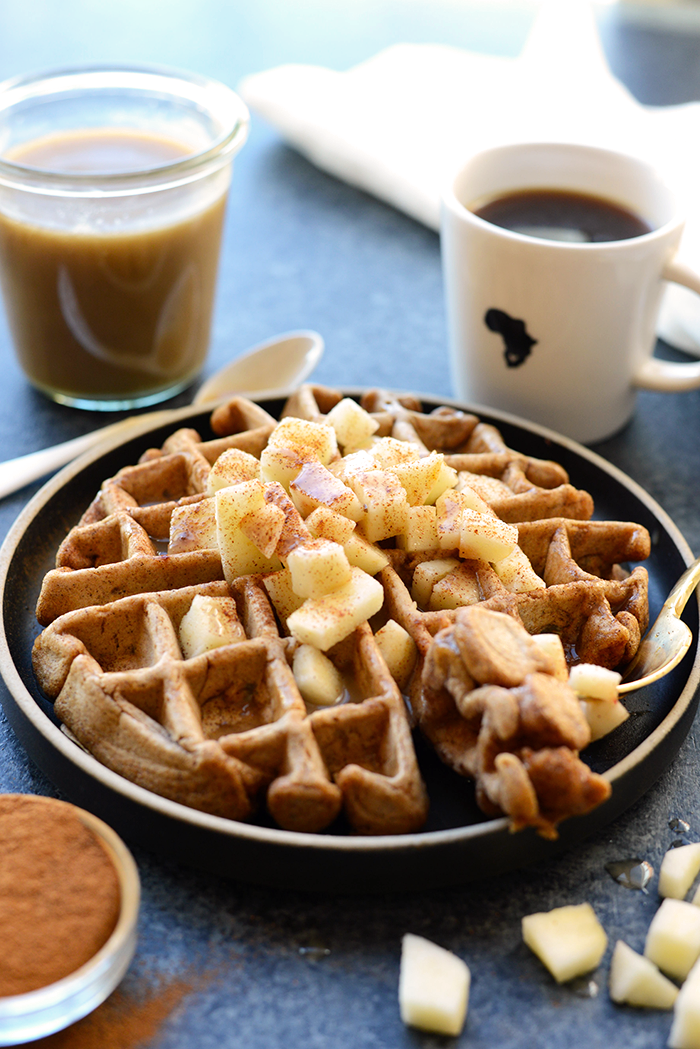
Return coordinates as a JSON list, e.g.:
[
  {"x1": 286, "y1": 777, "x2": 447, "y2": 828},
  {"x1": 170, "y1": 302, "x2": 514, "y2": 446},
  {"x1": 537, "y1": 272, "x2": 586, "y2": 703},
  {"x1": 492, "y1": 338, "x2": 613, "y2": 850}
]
[{"x1": 440, "y1": 142, "x2": 700, "y2": 444}]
